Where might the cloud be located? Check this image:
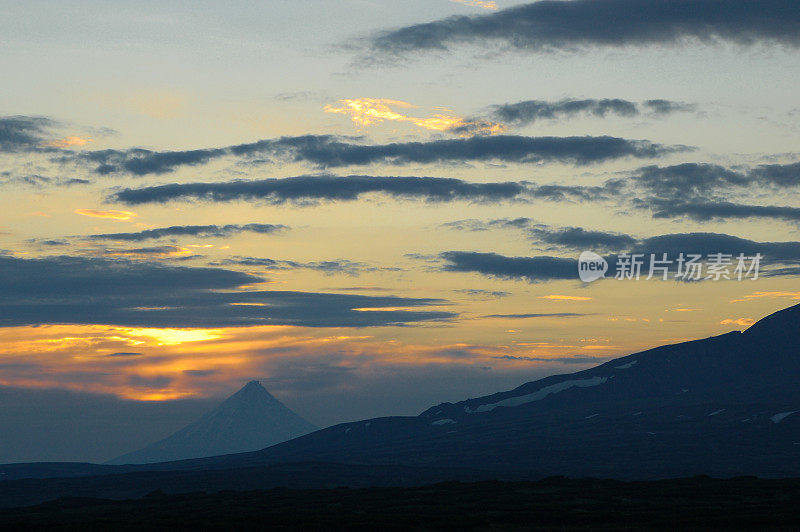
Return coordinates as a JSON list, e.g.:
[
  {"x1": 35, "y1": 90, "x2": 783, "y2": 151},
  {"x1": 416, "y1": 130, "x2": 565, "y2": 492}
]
[
  {"x1": 367, "y1": 0, "x2": 800, "y2": 57},
  {"x1": 450, "y1": 0, "x2": 497, "y2": 10},
  {"x1": 31, "y1": 239, "x2": 70, "y2": 247},
  {"x1": 216, "y1": 256, "x2": 396, "y2": 276},
  {"x1": 435, "y1": 232, "x2": 800, "y2": 283},
  {"x1": 645, "y1": 199, "x2": 800, "y2": 222},
  {"x1": 82, "y1": 134, "x2": 684, "y2": 176},
  {"x1": 444, "y1": 219, "x2": 637, "y2": 251},
  {"x1": 0, "y1": 255, "x2": 454, "y2": 328},
  {"x1": 631, "y1": 233, "x2": 800, "y2": 265},
  {"x1": 538, "y1": 295, "x2": 592, "y2": 301},
  {"x1": 490, "y1": 98, "x2": 692, "y2": 126},
  {"x1": 628, "y1": 162, "x2": 800, "y2": 222},
  {"x1": 110, "y1": 175, "x2": 531, "y2": 205},
  {"x1": 731, "y1": 291, "x2": 800, "y2": 302},
  {"x1": 98, "y1": 245, "x2": 194, "y2": 259},
  {"x1": 492, "y1": 354, "x2": 605, "y2": 364},
  {"x1": 0, "y1": 172, "x2": 90, "y2": 189},
  {"x1": 481, "y1": 312, "x2": 585, "y2": 318},
  {"x1": 442, "y1": 217, "x2": 534, "y2": 231},
  {"x1": 79, "y1": 146, "x2": 227, "y2": 176},
  {"x1": 720, "y1": 318, "x2": 756, "y2": 326},
  {"x1": 632, "y1": 163, "x2": 751, "y2": 199},
  {"x1": 0, "y1": 116, "x2": 56, "y2": 152},
  {"x1": 749, "y1": 161, "x2": 800, "y2": 188},
  {"x1": 440, "y1": 251, "x2": 577, "y2": 282},
  {"x1": 454, "y1": 288, "x2": 510, "y2": 299},
  {"x1": 324, "y1": 97, "x2": 505, "y2": 136},
  {"x1": 245, "y1": 134, "x2": 682, "y2": 167},
  {"x1": 88, "y1": 224, "x2": 287, "y2": 242},
  {"x1": 75, "y1": 209, "x2": 138, "y2": 221},
  {"x1": 643, "y1": 99, "x2": 697, "y2": 115},
  {"x1": 531, "y1": 226, "x2": 638, "y2": 251},
  {"x1": 44, "y1": 136, "x2": 92, "y2": 148}
]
